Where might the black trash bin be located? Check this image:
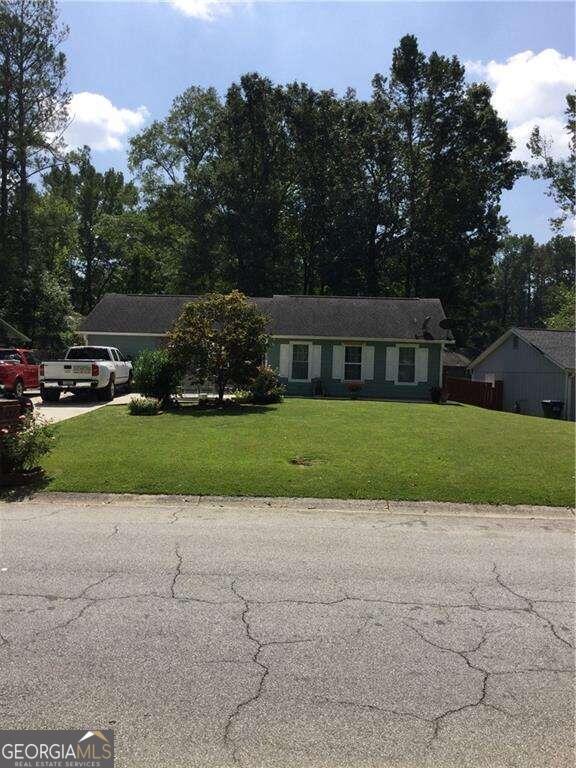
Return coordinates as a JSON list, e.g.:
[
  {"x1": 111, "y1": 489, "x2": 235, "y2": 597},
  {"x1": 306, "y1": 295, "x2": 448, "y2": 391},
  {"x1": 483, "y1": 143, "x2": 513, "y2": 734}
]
[{"x1": 541, "y1": 400, "x2": 564, "y2": 419}]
